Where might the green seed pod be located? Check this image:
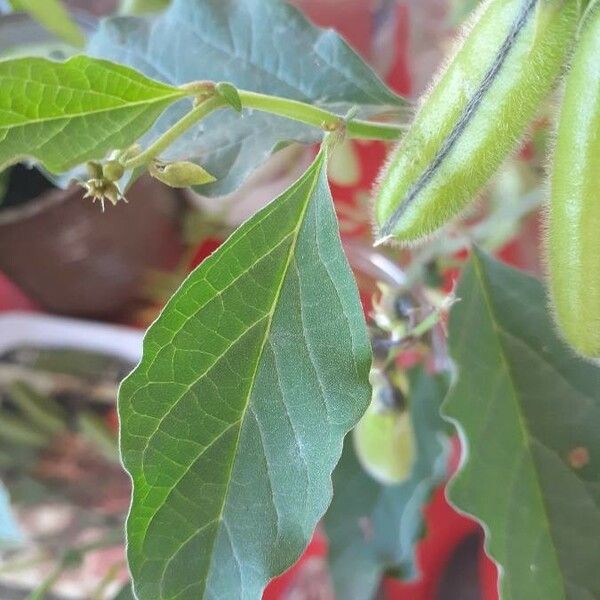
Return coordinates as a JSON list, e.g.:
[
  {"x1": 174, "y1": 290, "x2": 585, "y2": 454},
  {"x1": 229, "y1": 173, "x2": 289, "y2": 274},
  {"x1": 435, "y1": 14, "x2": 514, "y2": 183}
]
[
  {"x1": 150, "y1": 160, "x2": 216, "y2": 188},
  {"x1": 374, "y1": 0, "x2": 579, "y2": 244},
  {"x1": 547, "y1": 4, "x2": 600, "y2": 357}
]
